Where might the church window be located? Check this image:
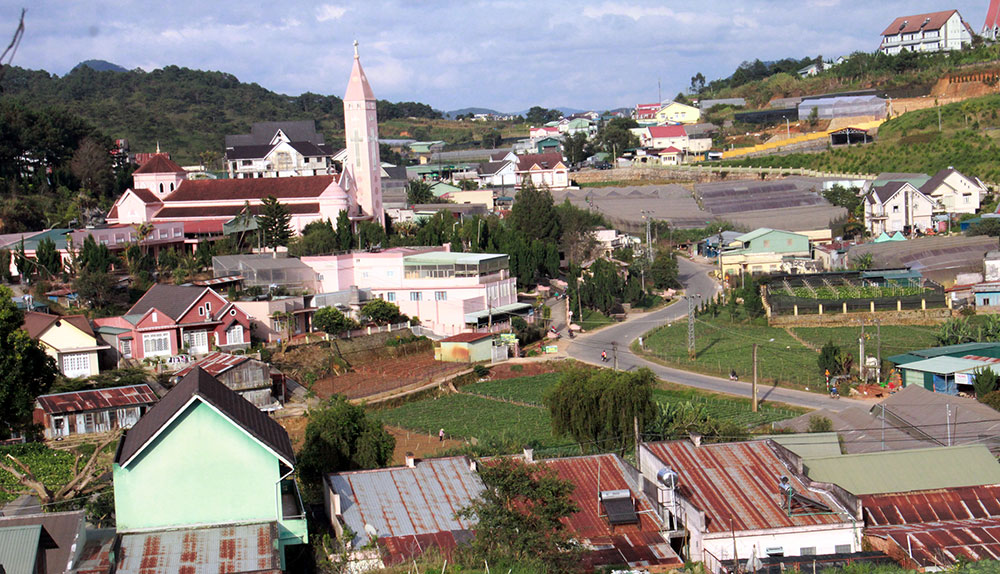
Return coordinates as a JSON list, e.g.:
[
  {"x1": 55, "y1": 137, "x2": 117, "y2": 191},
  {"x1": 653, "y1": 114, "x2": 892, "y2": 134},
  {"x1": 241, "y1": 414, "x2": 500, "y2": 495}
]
[{"x1": 159, "y1": 183, "x2": 164, "y2": 194}]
